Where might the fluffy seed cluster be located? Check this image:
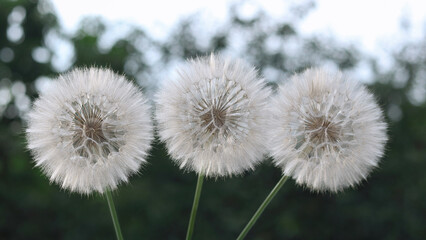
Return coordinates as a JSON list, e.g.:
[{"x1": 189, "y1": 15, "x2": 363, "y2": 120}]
[
  {"x1": 26, "y1": 68, "x2": 153, "y2": 194},
  {"x1": 155, "y1": 55, "x2": 271, "y2": 177},
  {"x1": 269, "y1": 68, "x2": 387, "y2": 192}
]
